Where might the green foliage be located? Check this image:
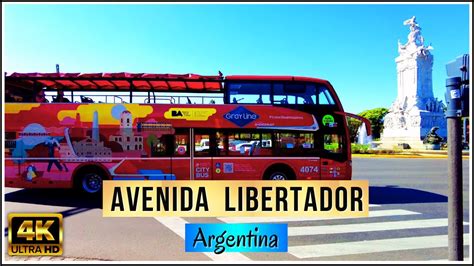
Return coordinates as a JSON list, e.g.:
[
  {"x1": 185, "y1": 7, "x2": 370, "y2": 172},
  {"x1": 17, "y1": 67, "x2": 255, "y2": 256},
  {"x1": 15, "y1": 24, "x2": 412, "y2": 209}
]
[
  {"x1": 324, "y1": 143, "x2": 339, "y2": 152},
  {"x1": 350, "y1": 144, "x2": 398, "y2": 155},
  {"x1": 351, "y1": 143, "x2": 370, "y2": 154}
]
